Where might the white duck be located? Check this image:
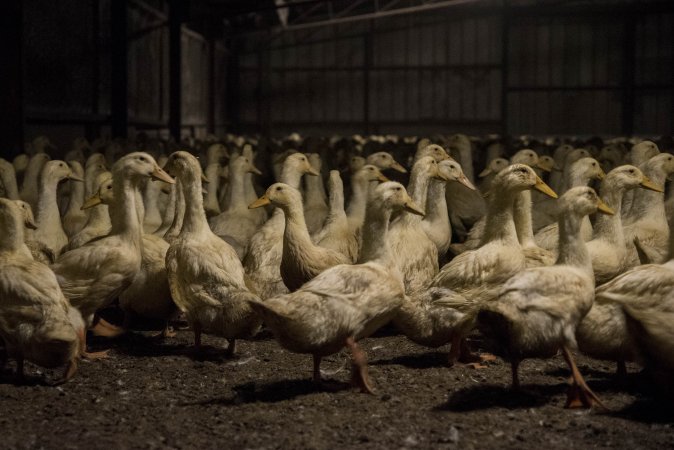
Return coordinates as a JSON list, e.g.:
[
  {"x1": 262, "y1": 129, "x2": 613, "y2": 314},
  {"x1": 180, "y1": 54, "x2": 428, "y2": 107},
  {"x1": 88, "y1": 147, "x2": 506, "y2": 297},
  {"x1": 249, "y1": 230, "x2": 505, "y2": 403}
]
[
  {"x1": 66, "y1": 172, "x2": 113, "y2": 251},
  {"x1": 244, "y1": 153, "x2": 318, "y2": 299},
  {"x1": 62, "y1": 161, "x2": 88, "y2": 238},
  {"x1": 388, "y1": 156, "x2": 449, "y2": 293},
  {"x1": 250, "y1": 183, "x2": 350, "y2": 292},
  {"x1": 422, "y1": 159, "x2": 476, "y2": 257},
  {"x1": 478, "y1": 187, "x2": 613, "y2": 408},
  {"x1": 622, "y1": 153, "x2": 674, "y2": 267},
  {"x1": 51, "y1": 153, "x2": 174, "y2": 357},
  {"x1": 165, "y1": 151, "x2": 261, "y2": 355},
  {"x1": 303, "y1": 153, "x2": 330, "y2": 235},
  {"x1": 429, "y1": 164, "x2": 557, "y2": 362},
  {"x1": 33, "y1": 160, "x2": 83, "y2": 256},
  {"x1": 313, "y1": 170, "x2": 358, "y2": 262},
  {"x1": 477, "y1": 157, "x2": 508, "y2": 192},
  {"x1": 209, "y1": 155, "x2": 264, "y2": 259},
  {"x1": 534, "y1": 157, "x2": 605, "y2": 251},
  {"x1": 20, "y1": 153, "x2": 50, "y2": 211},
  {"x1": 0, "y1": 198, "x2": 83, "y2": 383},
  {"x1": 0, "y1": 158, "x2": 20, "y2": 200},
  {"x1": 248, "y1": 182, "x2": 423, "y2": 392},
  {"x1": 586, "y1": 165, "x2": 663, "y2": 285}
]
